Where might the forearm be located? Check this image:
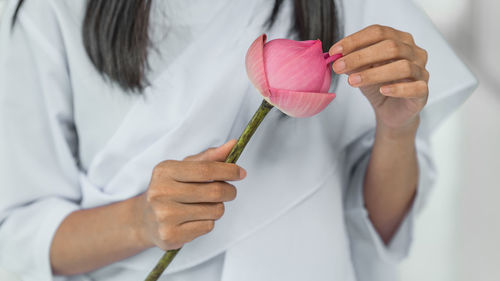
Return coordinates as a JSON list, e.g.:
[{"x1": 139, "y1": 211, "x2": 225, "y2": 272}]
[
  {"x1": 50, "y1": 195, "x2": 150, "y2": 276},
  {"x1": 363, "y1": 117, "x2": 419, "y2": 244}
]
